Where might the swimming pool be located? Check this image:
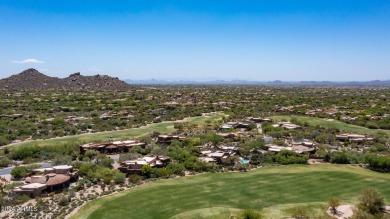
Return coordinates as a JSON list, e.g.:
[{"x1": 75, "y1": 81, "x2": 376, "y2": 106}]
[{"x1": 240, "y1": 158, "x2": 250, "y2": 164}]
